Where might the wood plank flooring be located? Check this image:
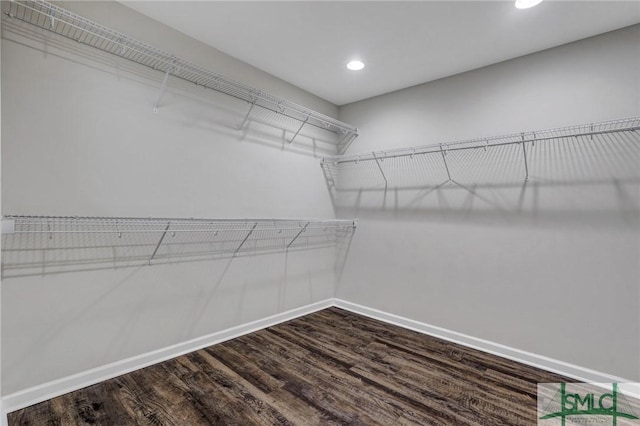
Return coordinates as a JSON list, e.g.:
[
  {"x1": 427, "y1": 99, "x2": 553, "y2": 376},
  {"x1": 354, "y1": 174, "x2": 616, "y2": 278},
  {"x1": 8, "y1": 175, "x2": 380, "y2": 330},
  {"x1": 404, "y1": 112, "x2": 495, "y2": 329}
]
[{"x1": 9, "y1": 307, "x2": 575, "y2": 425}]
